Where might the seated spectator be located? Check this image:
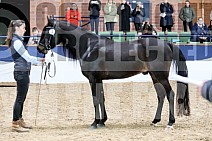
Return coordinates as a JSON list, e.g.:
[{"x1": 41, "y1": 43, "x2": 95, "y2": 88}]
[
  {"x1": 27, "y1": 27, "x2": 40, "y2": 45},
  {"x1": 141, "y1": 18, "x2": 157, "y2": 38},
  {"x1": 66, "y1": 3, "x2": 81, "y2": 26},
  {"x1": 210, "y1": 10, "x2": 212, "y2": 21},
  {"x1": 191, "y1": 17, "x2": 209, "y2": 43},
  {"x1": 208, "y1": 20, "x2": 212, "y2": 41}
]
